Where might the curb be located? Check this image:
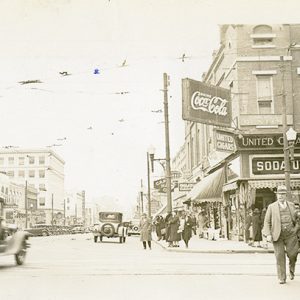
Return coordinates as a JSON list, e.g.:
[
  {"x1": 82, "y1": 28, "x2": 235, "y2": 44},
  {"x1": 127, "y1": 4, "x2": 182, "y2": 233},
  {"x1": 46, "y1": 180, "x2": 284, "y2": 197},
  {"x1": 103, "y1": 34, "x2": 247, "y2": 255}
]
[{"x1": 153, "y1": 240, "x2": 274, "y2": 254}]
